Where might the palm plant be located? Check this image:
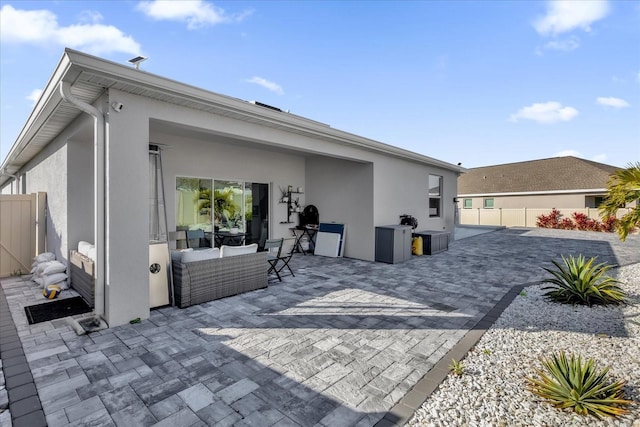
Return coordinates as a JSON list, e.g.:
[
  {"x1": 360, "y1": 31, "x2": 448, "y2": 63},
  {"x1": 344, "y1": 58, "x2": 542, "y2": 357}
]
[
  {"x1": 599, "y1": 162, "x2": 640, "y2": 241},
  {"x1": 527, "y1": 352, "x2": 631, "y2": 418},
  {"x1": 542, "y1": 255, "x2": 626, "y2": 306}
]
